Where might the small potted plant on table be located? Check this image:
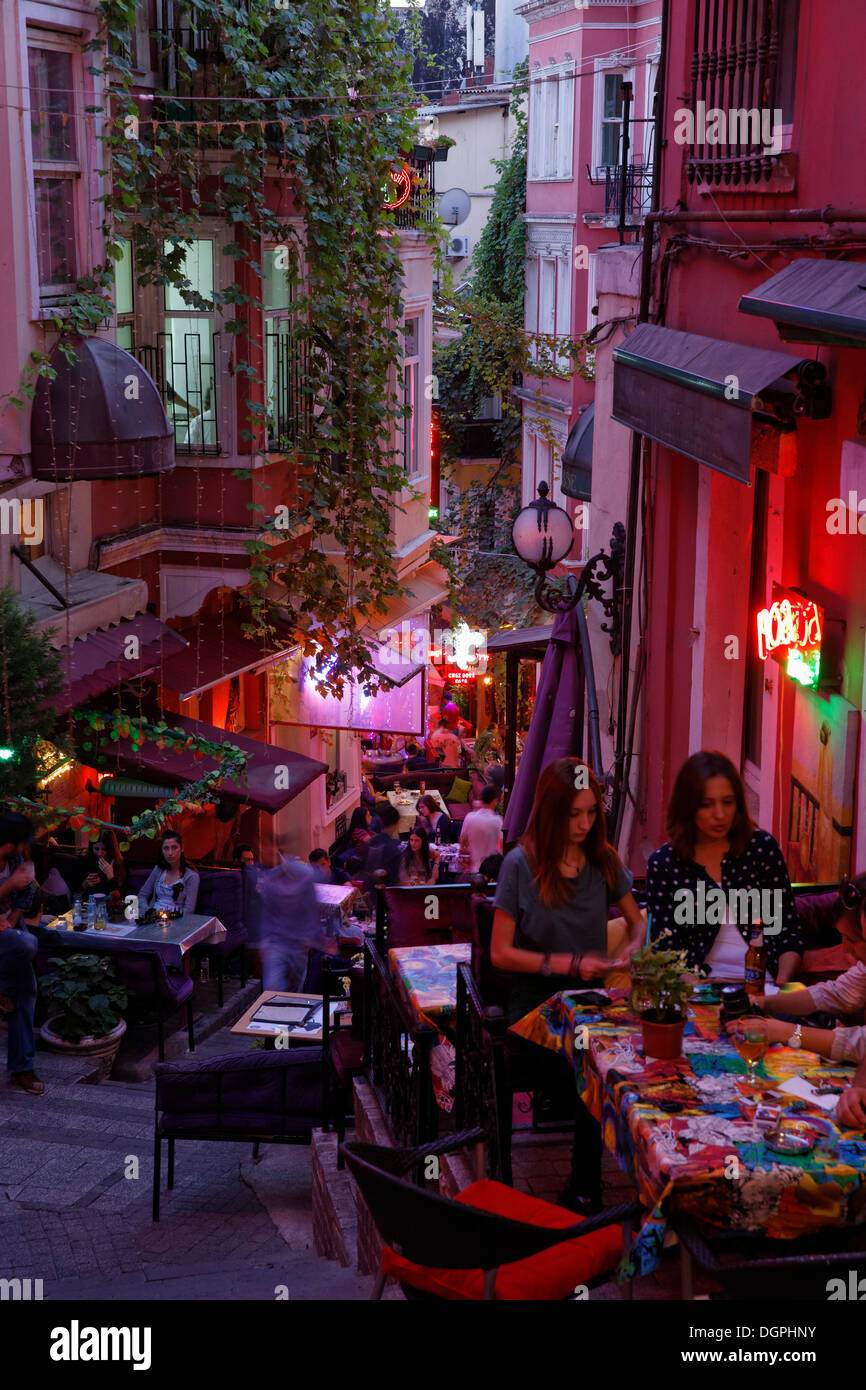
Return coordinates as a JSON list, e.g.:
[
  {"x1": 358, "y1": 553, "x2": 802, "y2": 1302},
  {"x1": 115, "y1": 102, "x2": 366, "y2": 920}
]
[
  {"x1": 39, "y1": 953, "x2": 129, "y2": 1080},
  {"x1": 629, "y1": 939, "x2": 692, "y2": 1060}
]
